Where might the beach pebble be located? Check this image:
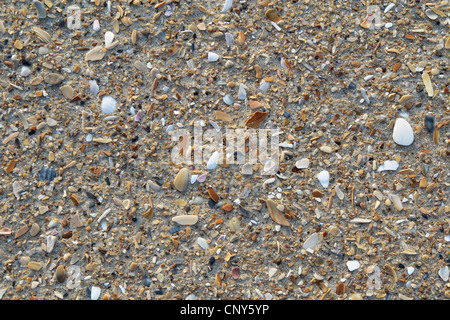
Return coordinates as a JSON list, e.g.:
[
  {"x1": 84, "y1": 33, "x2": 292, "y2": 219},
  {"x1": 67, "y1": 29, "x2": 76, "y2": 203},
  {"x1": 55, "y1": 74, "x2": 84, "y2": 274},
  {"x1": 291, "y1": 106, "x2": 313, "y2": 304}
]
[
  {"x1": 302, "y1": 232, "x2": 319, "y2": 250},
  {"x1": 207, "y1": 151, "x2": 219, "y2": 170},
  {"x1": 295, "y1": 158, "x2": 310, "y2": 169},
  {"x1": 91, "y1": 286, "x2": 101, "y2": 300},
  {"x1": 393, "y1": 118, "x2": 414, "y2": 146},
  {"x1": 208, "y1": 52, "x2": 219, "y2": 62}
]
